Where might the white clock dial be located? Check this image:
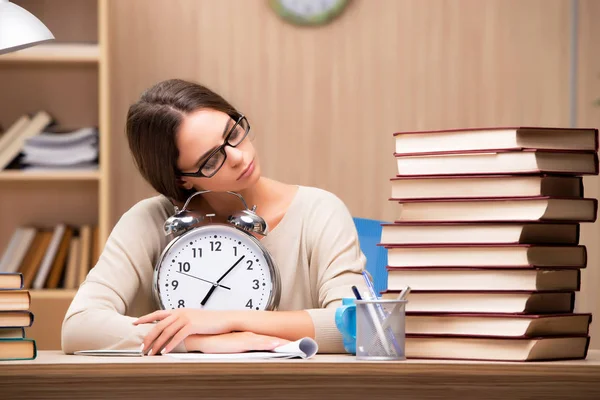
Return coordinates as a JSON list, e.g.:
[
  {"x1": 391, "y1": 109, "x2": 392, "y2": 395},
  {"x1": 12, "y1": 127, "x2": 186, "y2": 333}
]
[{"x1": 155, "y1": 225, "x2": 274, "y2": 311}]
